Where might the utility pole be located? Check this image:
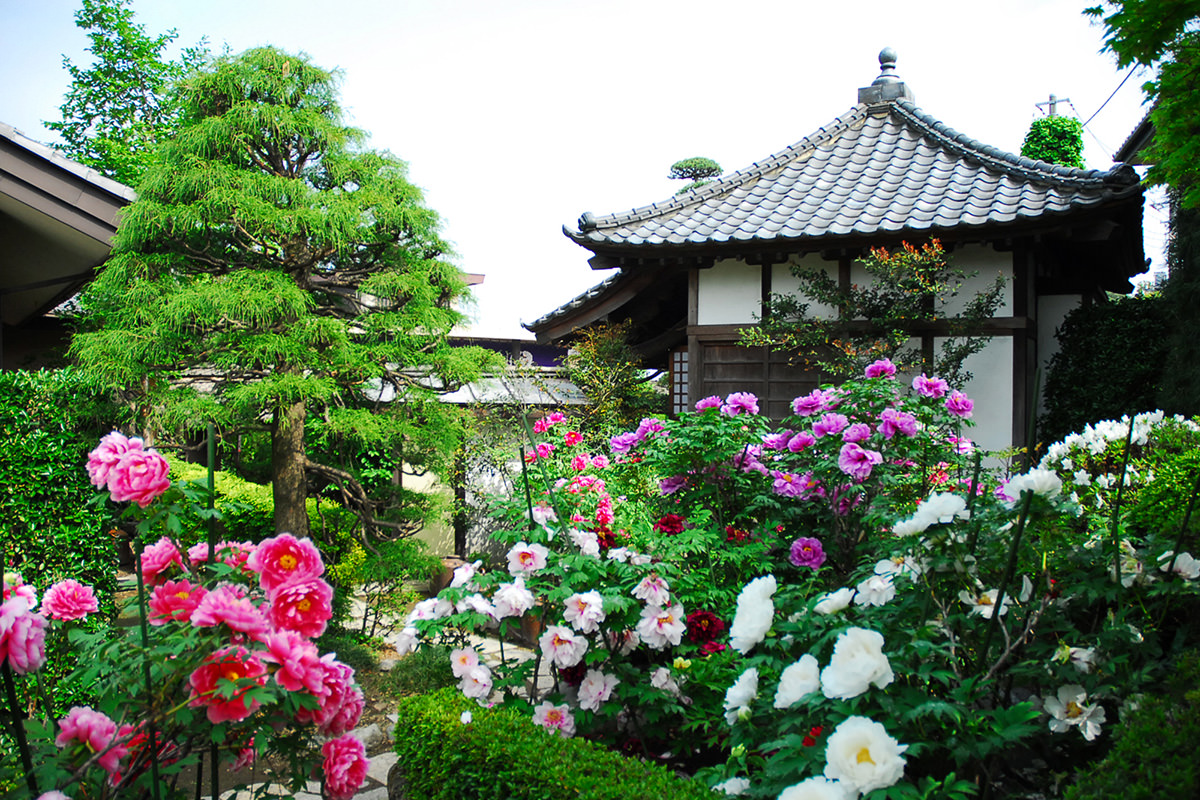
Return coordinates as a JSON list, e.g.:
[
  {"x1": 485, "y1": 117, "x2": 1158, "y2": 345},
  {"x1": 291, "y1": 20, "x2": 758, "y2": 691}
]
[{"x1": 1036, "y1": 93, "x2": 1069, "y2": 117}]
